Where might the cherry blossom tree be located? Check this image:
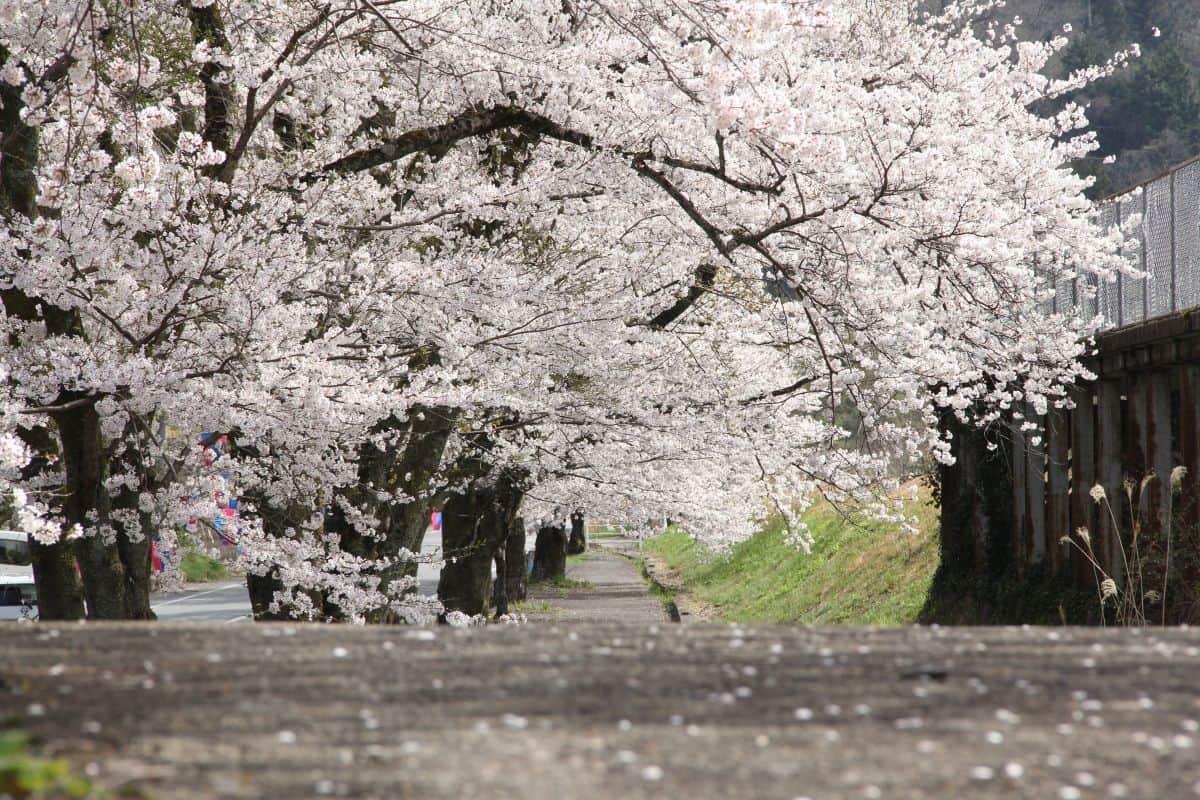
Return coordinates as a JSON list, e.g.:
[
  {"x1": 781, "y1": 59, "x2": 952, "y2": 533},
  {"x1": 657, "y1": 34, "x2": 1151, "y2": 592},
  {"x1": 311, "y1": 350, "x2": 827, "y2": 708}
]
[{"x1": 0, "y1": 0, "x2": 1133, "y2": 621}]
